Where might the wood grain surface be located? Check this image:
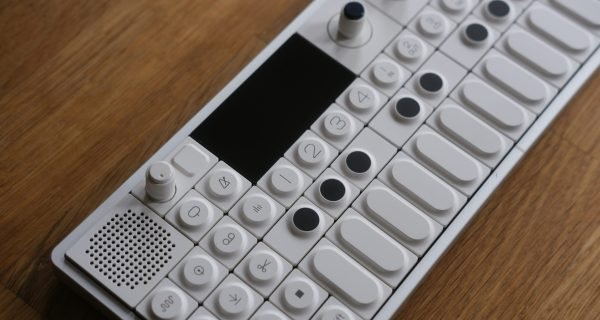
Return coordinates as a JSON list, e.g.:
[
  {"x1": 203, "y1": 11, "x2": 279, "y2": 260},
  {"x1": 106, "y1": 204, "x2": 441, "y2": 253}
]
[{"x1": 0, "y1": 1, "x2": 598, "y2": 319}]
